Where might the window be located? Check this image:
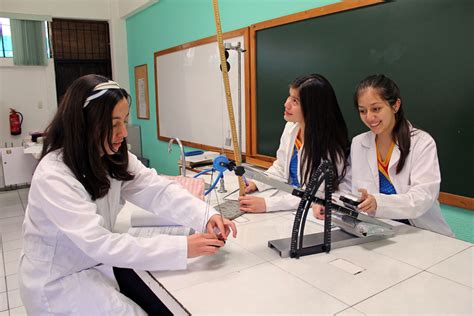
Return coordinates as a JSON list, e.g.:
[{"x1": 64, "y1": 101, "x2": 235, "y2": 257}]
[
  {"x1": 0, "y1": 17, "x2": 51, "y2": 58},
  {"x1": 45, "y1": 21, "x2": 52, "y2": 58},
  {"x1": 0, "y1": 18, "x2": 13, "y2": 57}
]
